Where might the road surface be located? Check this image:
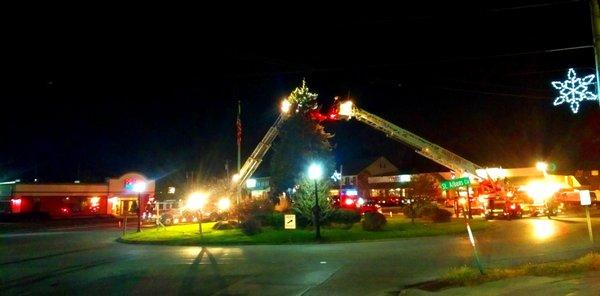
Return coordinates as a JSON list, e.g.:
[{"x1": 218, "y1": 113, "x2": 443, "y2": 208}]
[{"x1": 2, "y1": 217, "x2": 600, "y2": 295}]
